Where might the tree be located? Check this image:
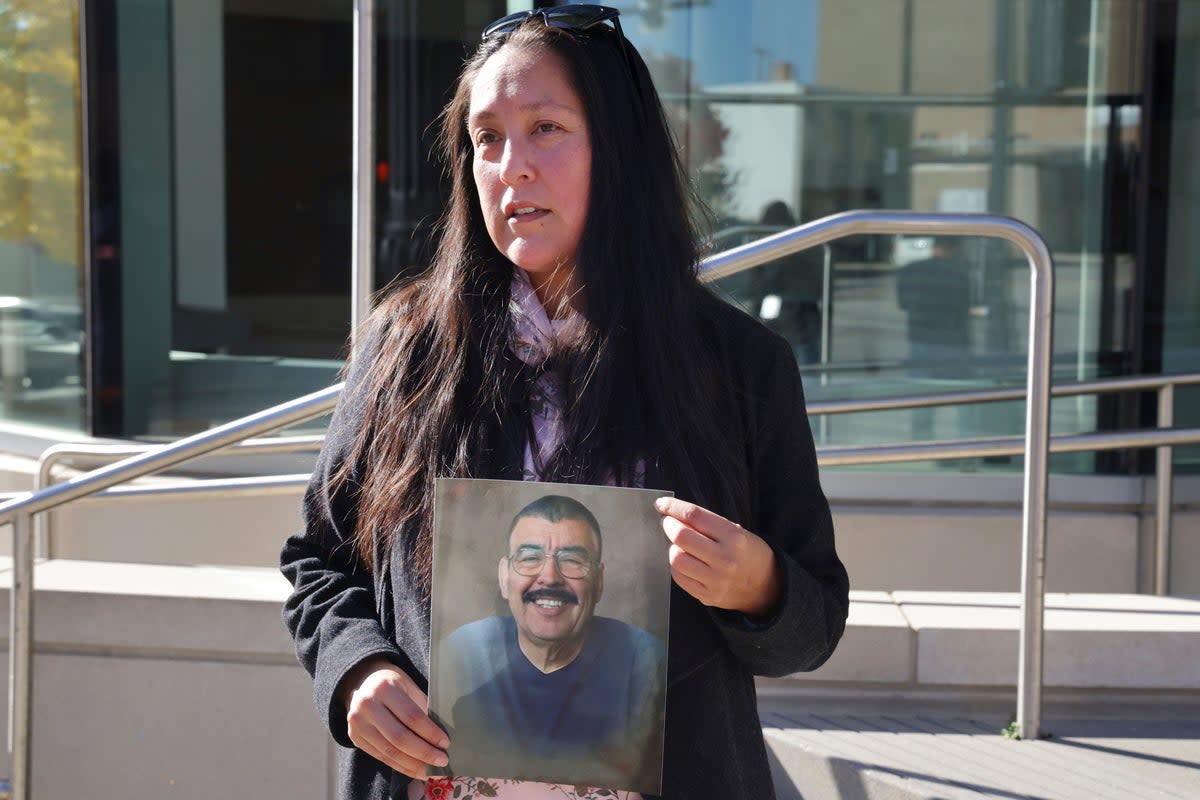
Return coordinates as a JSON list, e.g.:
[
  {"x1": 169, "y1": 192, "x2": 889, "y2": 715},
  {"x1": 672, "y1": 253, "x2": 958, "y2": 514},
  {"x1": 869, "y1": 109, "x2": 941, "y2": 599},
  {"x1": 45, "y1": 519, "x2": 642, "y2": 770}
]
[{"x1": 0, "y1": 1, "x2": 82, "y2": 270}]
